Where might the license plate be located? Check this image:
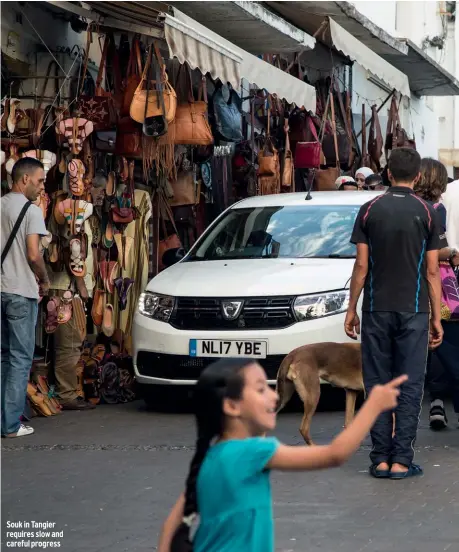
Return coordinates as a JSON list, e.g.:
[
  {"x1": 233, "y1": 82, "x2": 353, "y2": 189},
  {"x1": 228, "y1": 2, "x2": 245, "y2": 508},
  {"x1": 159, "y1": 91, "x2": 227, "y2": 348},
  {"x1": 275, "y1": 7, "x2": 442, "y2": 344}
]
[{"x1": 189, "y1": 339, "x2": 267, "y2": 359}]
